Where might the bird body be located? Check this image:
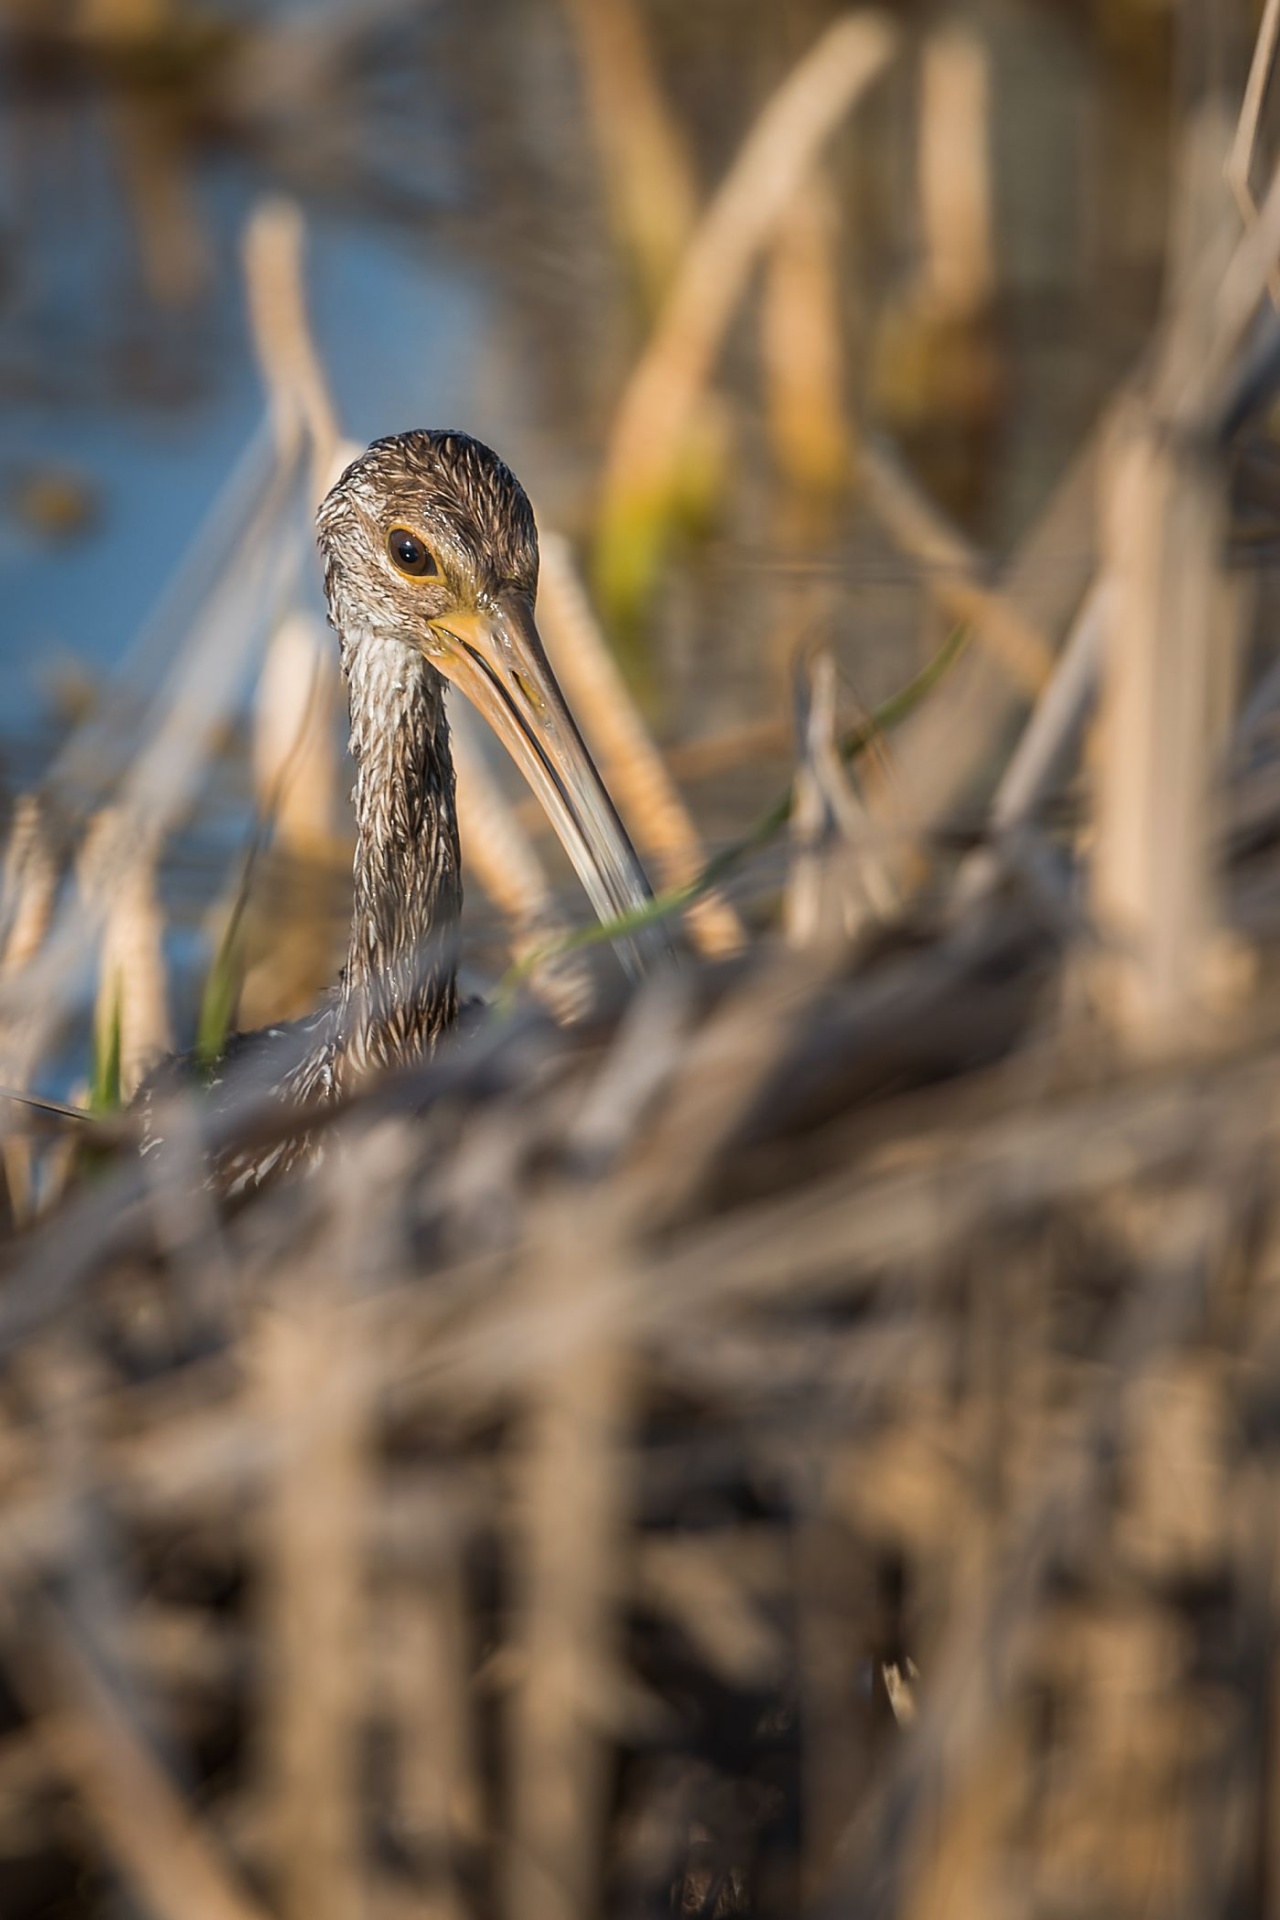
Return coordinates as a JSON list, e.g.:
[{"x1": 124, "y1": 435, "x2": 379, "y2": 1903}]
[
  {"x1": 146, "y1": 430, "x2": 660, "y2": 1190},
  {"x1": 330, "y1": 624, "x2": 460, "y2": 1087}
]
